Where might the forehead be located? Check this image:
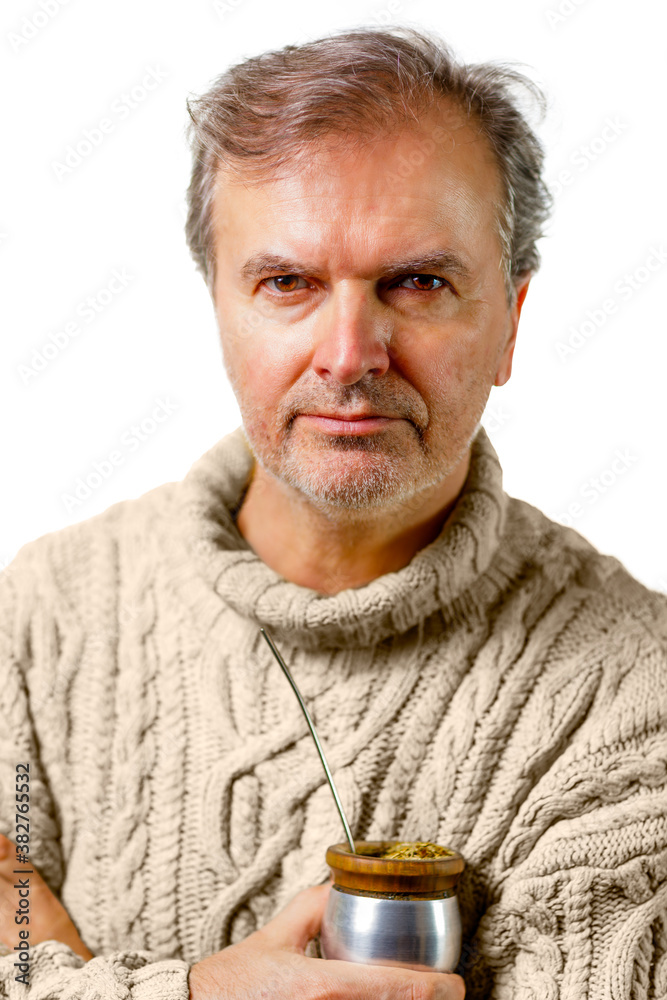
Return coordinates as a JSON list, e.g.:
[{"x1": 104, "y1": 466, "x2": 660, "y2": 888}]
[{"x1": 212, "y1": 109, "x2": 504, "y2": 272}]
